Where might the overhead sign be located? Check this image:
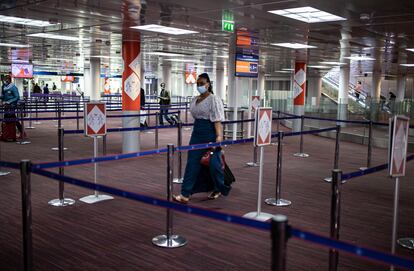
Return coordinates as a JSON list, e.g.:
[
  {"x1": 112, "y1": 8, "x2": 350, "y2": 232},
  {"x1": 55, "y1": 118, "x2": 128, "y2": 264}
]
[
  {"x1": 254, "y1": 107, "x2": 272, "y2": 146},
  {"x1": 222, "y1": 10, "x2": 234, "y2": 32},
  {"x1": 251, "y1": 96, "x2": 260, "y2": 111},
  {"x1": 84, "y1": 102, "x2": 107, "y2": 137},
  {"x1": 389, "y1": 115, "x2": 409, "y2": 177},
  {"x1": 235, "y1": 29, "x2": 259, "y2": 78}
]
